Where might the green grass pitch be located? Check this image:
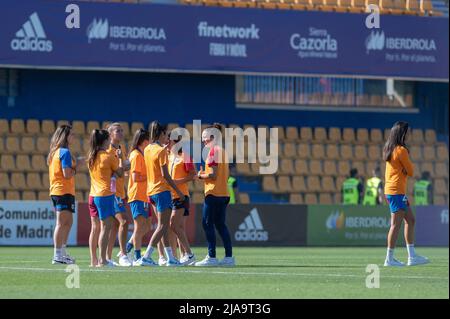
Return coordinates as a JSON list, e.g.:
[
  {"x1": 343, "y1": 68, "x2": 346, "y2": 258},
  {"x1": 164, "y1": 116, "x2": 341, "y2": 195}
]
[{"x1": 0, "y1": 247, "x2": 448, "y2": 299}]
